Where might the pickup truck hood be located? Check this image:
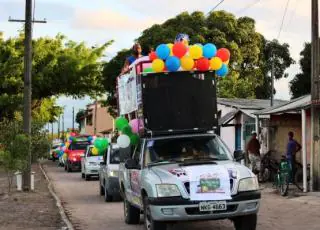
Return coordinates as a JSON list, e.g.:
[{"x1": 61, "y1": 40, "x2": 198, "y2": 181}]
[{"x1": 150, "y1": 161, "x2": 254, "y2": 183}]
